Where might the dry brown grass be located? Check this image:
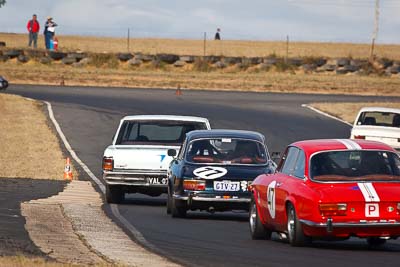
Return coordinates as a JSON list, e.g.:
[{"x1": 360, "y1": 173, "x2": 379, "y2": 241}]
[
  {"x1": 2, "y1": 33, "x2": 400, "y2": 59},
  {"x1": 311, "y1": 102, "x2": 400, "y2": 124},
  {"x1": 0, "y1": 256, "x2": 81, "y2": 267},
  {"x1": 0, "y1": 256, "x2": 119, "y2": 267},
  {"x1": 2, "y1": 60, "x2": 400, "y2": 96},
  {"x1": 2, "y1": 33, "x2": 400, "y2": 96},
  {"x1": 0, "y1": 94, "x2": 70, "y2": 179}
]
